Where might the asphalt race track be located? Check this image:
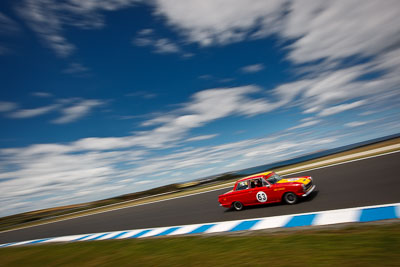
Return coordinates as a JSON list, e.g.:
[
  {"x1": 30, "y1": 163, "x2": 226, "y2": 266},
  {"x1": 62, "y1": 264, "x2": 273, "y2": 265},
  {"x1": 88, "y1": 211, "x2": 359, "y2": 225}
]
[{"x1": 1, "y1": 152, "x2": 399, "y2": 244}]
